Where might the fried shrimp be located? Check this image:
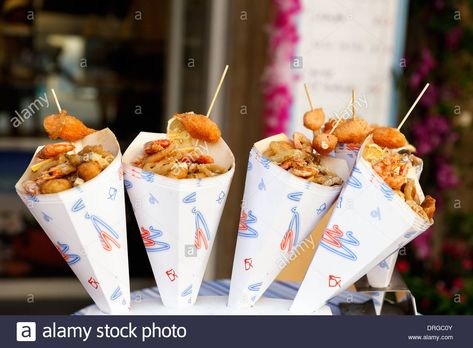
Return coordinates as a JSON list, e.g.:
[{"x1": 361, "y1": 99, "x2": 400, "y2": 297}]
[
  {"x1": 312, "y1": 133, "x2": 338, "y2": 155},
  {"x1": 332, "y1": 118, "x2": 373, "y2": 144},
  {"x1": 144, "y1": 139, "x2": 172, "y2": 154},
  {"x1": 175, "y1": 113, "x2": 221, "y2": 143},
  {"x1": 40, "y1": 178, "x2": 72, "y2": 194},
  {"x1": 37, "y1": 143, "x2": 75, "y2": 159},
  {"x1": 303, "y1": 108, "x2": 325, "y2": 131},
  {"x1": 372, "y1": 127, "x2": 407, "y2": 149},
  {"x1": 43, "y1": 110, "x2": 95, "y2": 142}
]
